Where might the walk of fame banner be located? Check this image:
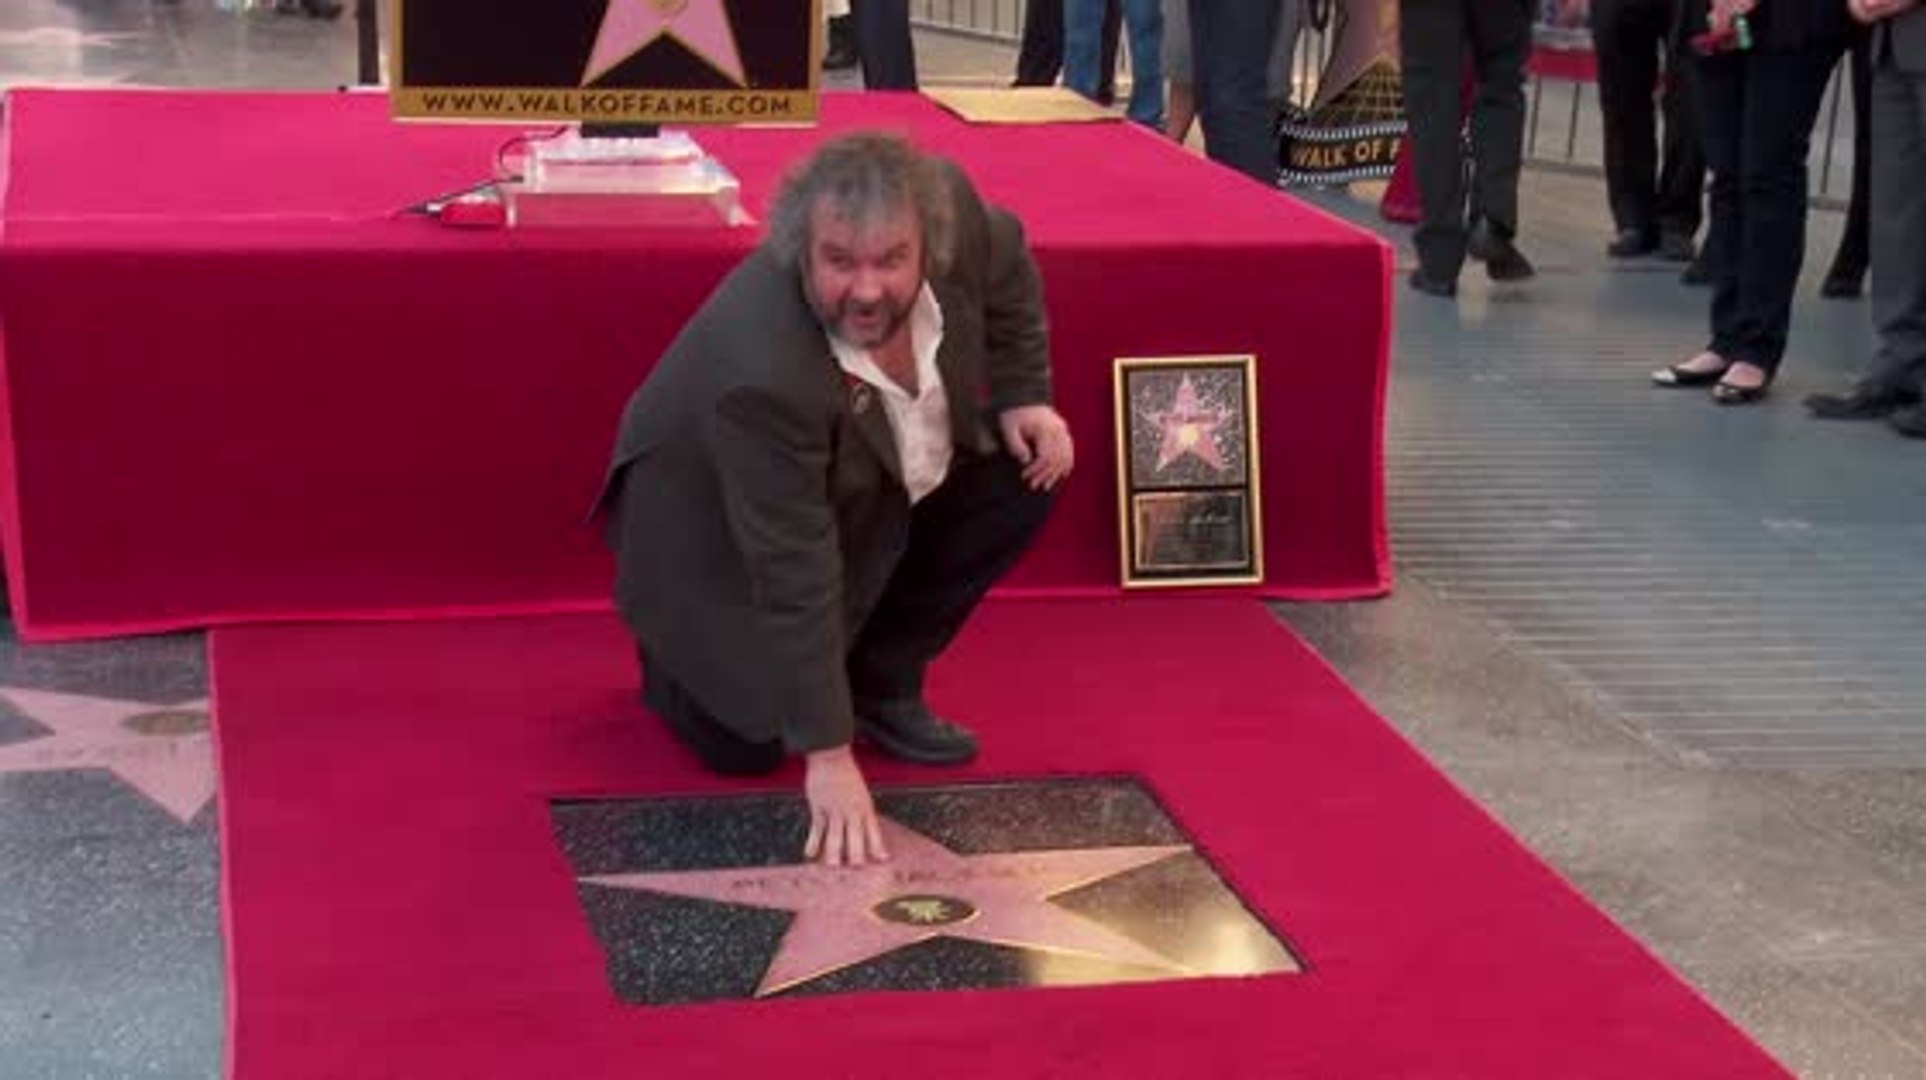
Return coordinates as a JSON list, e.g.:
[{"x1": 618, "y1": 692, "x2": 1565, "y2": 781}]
[
  {"x1": 1276, "y1": 0, "x2": 1407, "y2": 186},
  {"x1": 389, "y1": 1, "x2": 822, "y2": 125}
]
